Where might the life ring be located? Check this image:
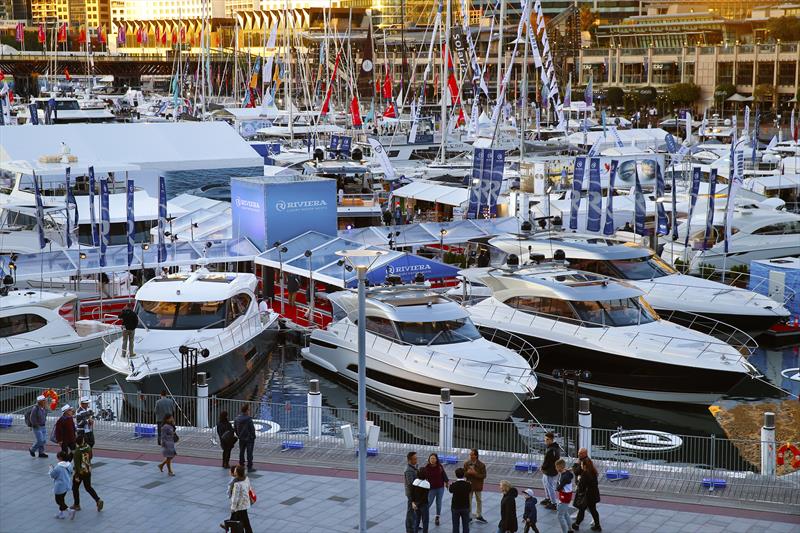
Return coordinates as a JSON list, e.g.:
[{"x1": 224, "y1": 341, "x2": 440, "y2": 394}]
[
  {"x1": 776, "y1": 442, "x2": 800, "y2": 469},
  {"x1": 42, "y1": 389, "x2": 59, "y2": 411}
]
